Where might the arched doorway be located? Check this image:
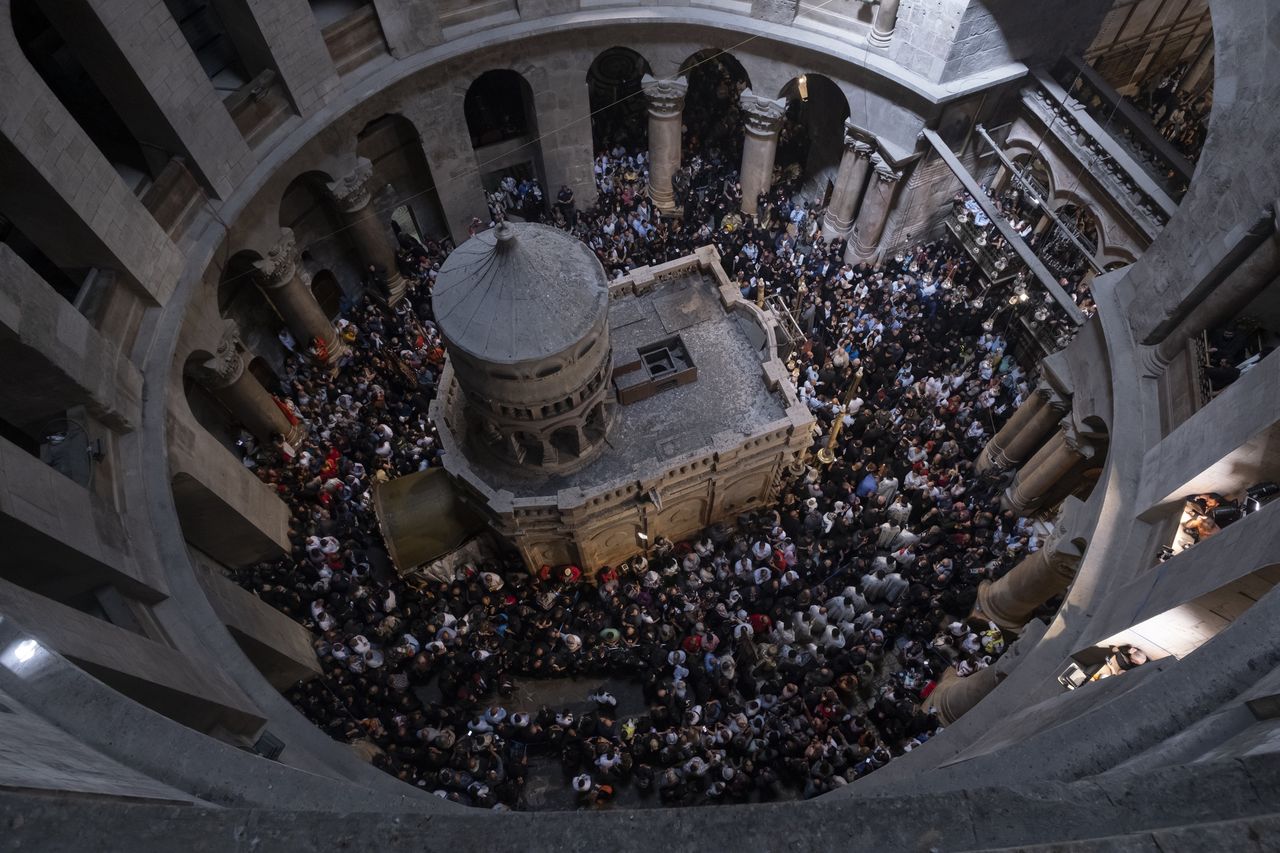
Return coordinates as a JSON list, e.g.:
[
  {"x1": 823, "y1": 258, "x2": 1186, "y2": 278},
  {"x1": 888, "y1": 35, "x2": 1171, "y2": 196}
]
[
  {"x1": 464, "y1": 70, "x2": 545, "y2": 220},
  {"x1": 777, "y1": 74, "x2": 850, "y2": 204},
  {"x1": 1010, "y1": 153, "x2": 1054, "y2": 202},
  {"x1": 1055, "y1": 203, "x2": 1101, "y2": 256},
  {"x1": 217, "y1": 250, "x2": 282, "y2": 359},
  {"x1": 181, "y1": 349, "x2": 240, "y2": 457},
  {"x1": 356, "y1": 114, "x2": 449, "y2": 244},
  {"x1": 310, "y1": 269, "x2": 344, "y2": 319},
  {"x1": 679, "y1": 49, "x2": 751, "y2": 167},
  {"x1": 586, "y1": 47, "x2": 652, "y2": 155},
  {"x1": 279, "y1": 169, "x2": 367, "y2": 298}
]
